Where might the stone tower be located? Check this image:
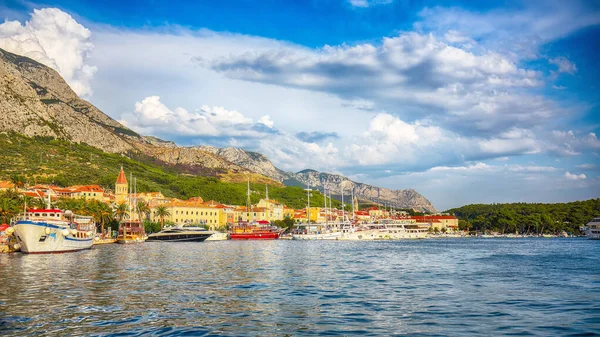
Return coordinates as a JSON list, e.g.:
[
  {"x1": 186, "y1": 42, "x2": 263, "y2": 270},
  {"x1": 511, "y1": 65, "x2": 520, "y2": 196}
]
[{"x1": 115, "y1": 166, "x2": 128, "y2": 204}]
